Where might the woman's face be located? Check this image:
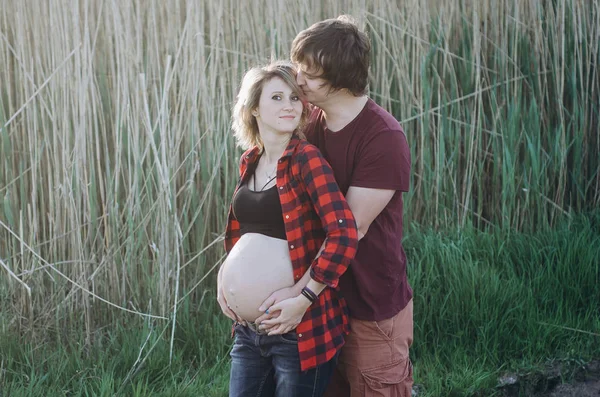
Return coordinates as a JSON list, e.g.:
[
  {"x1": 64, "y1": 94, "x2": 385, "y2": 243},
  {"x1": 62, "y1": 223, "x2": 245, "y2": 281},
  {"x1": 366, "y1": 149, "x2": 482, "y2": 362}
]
[{"x1": 254, "y1": 77, "x2": 303, "y2": 136}]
